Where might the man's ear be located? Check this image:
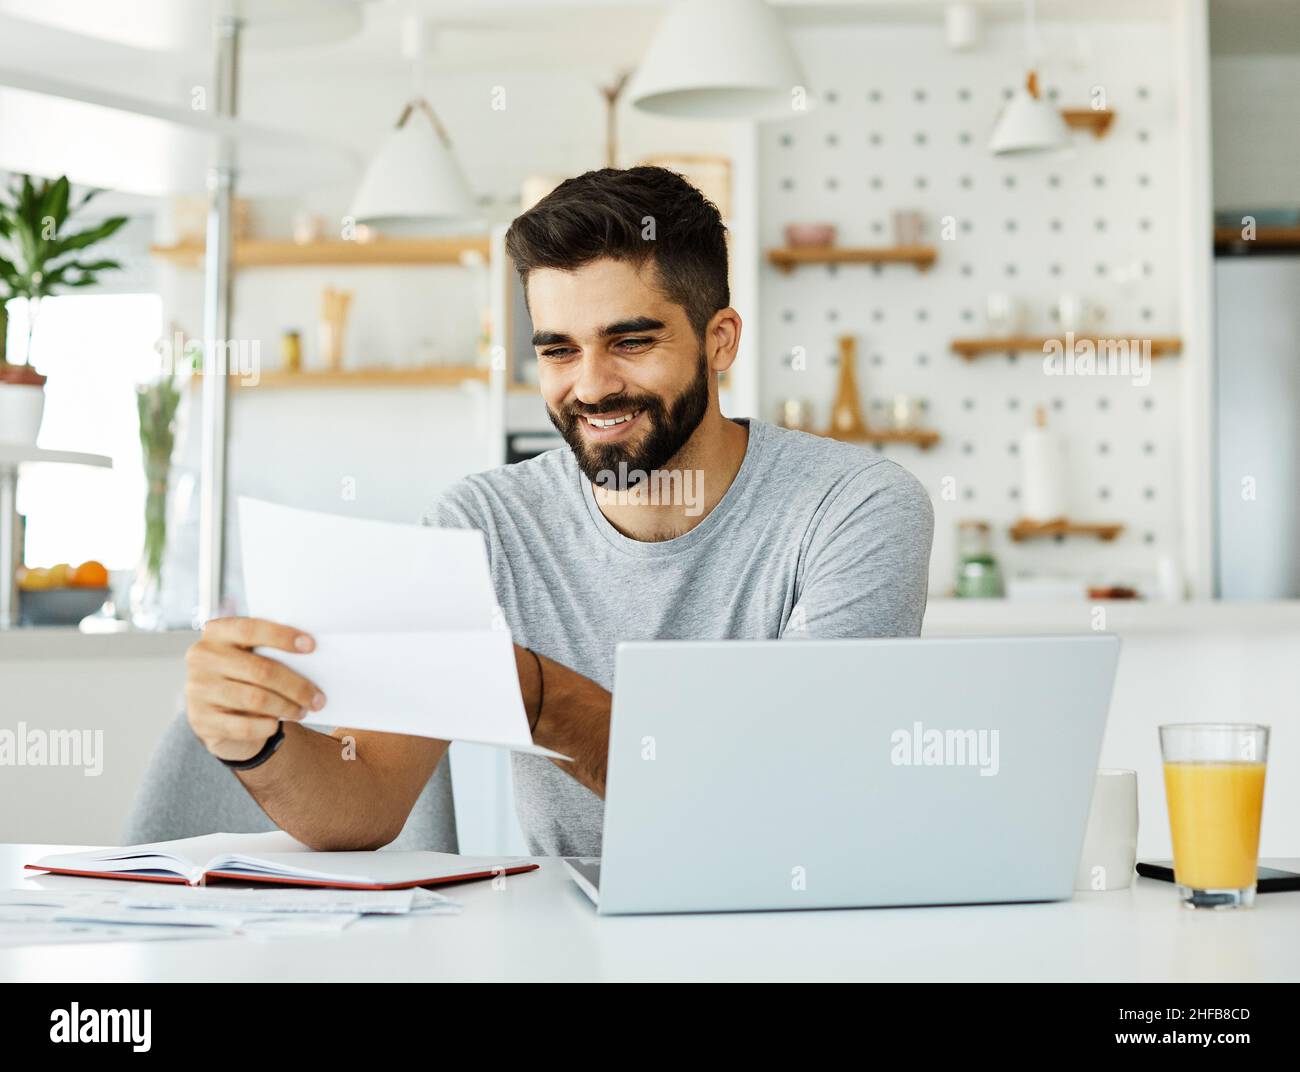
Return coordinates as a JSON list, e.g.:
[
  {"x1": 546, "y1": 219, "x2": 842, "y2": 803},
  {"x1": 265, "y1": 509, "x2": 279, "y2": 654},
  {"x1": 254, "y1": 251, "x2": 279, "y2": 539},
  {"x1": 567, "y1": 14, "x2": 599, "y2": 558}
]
[{"x1": 706, "y1": 308, "x2": 742, "y2": 374}]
